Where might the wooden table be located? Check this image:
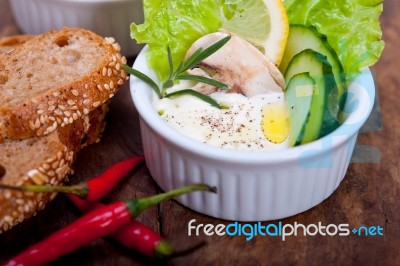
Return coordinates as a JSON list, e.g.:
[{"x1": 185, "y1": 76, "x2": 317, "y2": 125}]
[{"x1": 0, "y1": 0, "x2": 399, "y2": 265}]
